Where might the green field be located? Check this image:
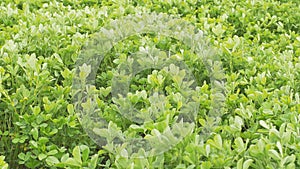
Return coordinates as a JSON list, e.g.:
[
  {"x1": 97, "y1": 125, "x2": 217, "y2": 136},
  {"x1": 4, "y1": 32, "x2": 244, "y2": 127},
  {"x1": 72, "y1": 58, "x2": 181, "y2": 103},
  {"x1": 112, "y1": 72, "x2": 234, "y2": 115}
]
[{"x1": 0, "y1": 0, "x2": 300, "y2": 168}]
